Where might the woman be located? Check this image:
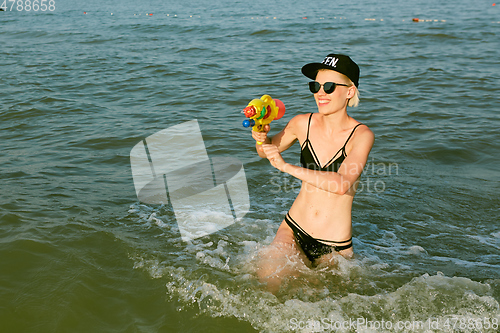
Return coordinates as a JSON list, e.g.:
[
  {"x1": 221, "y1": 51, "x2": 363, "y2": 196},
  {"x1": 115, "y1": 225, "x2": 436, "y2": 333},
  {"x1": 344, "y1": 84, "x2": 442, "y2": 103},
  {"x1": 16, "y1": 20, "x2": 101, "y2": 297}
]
[{"x1": 253, "y1": 53, "x2": 374, "y2": 290}]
